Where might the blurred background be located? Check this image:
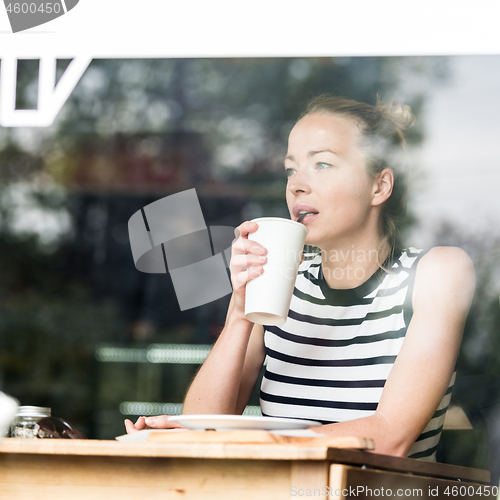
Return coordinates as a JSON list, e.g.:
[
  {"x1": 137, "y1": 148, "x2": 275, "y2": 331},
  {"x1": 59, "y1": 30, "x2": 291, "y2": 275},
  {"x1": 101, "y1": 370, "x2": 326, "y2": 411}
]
[{"x1": 0, "y1": 55, "x2": 499, "y2": 479}]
